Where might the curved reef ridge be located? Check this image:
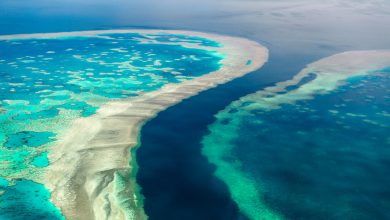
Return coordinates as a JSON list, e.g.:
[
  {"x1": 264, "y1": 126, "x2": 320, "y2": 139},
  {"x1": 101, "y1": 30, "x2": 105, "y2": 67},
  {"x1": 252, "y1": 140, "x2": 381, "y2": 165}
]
[
  {"x1": 0, "y1": 30, "x2": 268, "y2": 219},
  {"x1": 202, "y1": 50, "x2": 390, "y2": 220}
]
